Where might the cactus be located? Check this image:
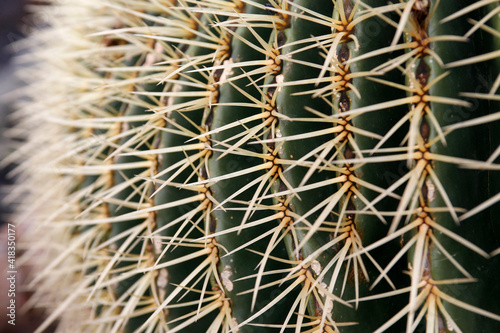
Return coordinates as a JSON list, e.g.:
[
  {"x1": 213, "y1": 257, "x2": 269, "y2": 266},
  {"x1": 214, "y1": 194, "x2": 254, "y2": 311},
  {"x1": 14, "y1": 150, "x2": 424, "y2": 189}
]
[{"x1": 5, "y1": 0, "x2": 500, "y2": 332}]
